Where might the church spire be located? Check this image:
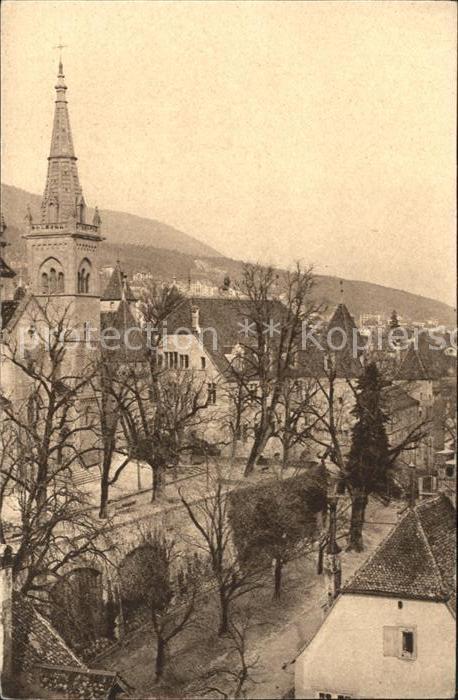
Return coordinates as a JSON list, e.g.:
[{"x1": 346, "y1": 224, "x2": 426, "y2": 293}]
[{"x1": 40, "y1": 58, "x2": 84, "y2": 224}]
